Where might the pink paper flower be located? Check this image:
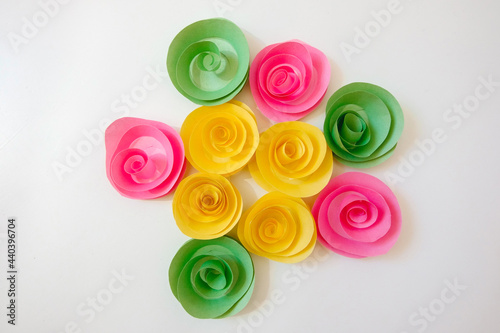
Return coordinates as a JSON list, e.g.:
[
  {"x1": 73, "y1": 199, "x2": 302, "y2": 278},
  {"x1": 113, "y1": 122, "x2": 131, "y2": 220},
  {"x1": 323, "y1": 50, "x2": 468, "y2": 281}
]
[
  {"x1": 311, "y1": 172, "x2": 402, "y2": 258},
  {"x1": 249, "y1": 40, "x2": 330, "y2": 122},
  {"x1": 105, "y1": 117, "x2": 186, "y2": 199}
]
